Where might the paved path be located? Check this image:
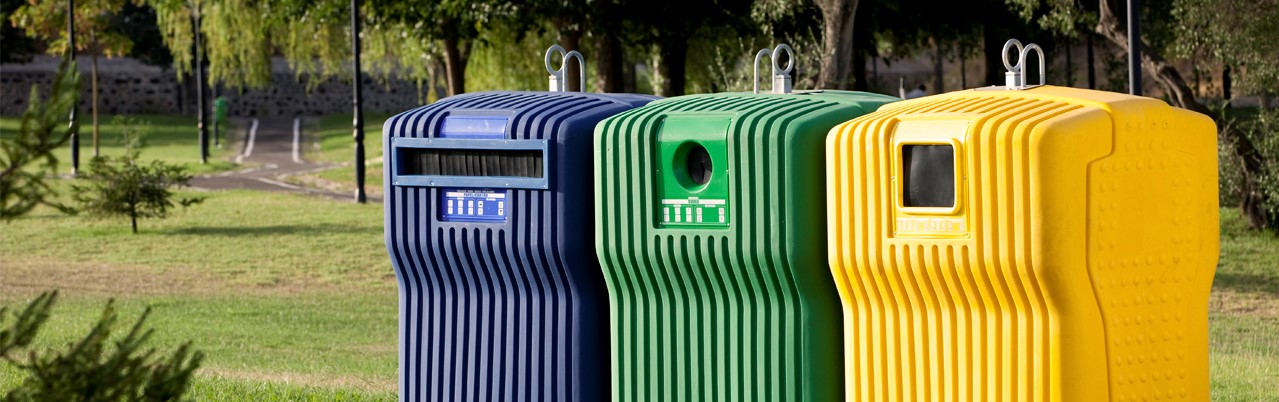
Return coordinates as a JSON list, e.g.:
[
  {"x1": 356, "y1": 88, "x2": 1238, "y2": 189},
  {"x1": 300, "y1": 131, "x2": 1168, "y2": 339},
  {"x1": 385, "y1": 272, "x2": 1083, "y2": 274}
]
[{"x1": 190, "y1": 116, "x2": 381, "y2": 202}]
